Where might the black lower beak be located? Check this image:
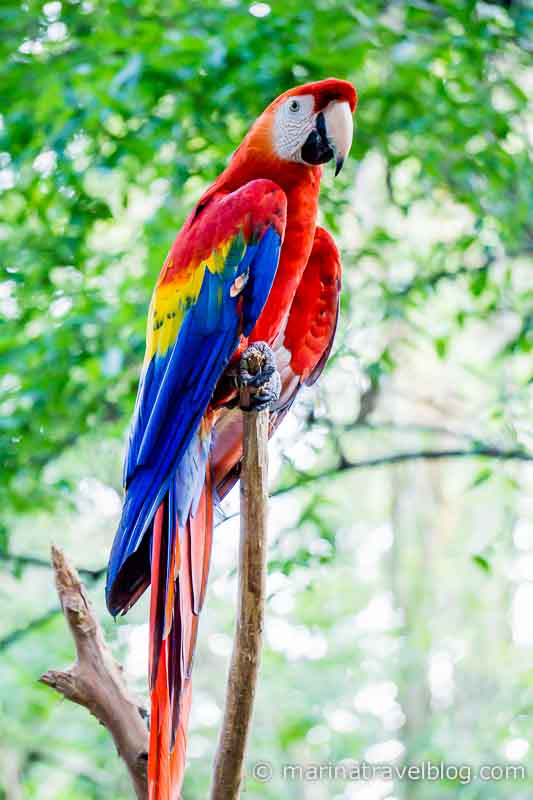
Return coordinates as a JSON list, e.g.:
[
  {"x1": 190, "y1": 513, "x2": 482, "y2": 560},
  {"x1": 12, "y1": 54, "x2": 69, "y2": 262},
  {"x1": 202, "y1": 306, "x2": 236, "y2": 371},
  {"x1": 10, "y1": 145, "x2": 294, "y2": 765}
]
[
  {"x1": 334, "y1": 156, "x2": 344, "y2": 176},
  {"x1": 301, "y1": 111, "x2": 334, "y2": 167}
]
